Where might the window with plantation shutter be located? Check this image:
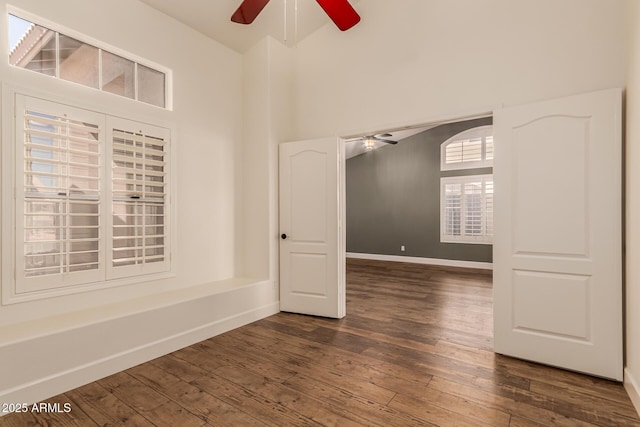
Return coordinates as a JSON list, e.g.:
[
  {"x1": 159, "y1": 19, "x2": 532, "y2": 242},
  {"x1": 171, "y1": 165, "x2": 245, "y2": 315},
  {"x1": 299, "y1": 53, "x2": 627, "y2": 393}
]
[
  {"x1": 16, "y1": 96, "x2": 105, "y2": 292},
  {"x1": 109, "y1": 119, "x2": 169, "y2": 278},
  {"x1": 10, "y1": 93, "x2": 172, "y2": 300},
  {"x1": 440, "y1": 175, "x2": 493, "y2": 244},
  {"x1": 441, "y1": 125, "x2": 493, "y2": 171}
]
